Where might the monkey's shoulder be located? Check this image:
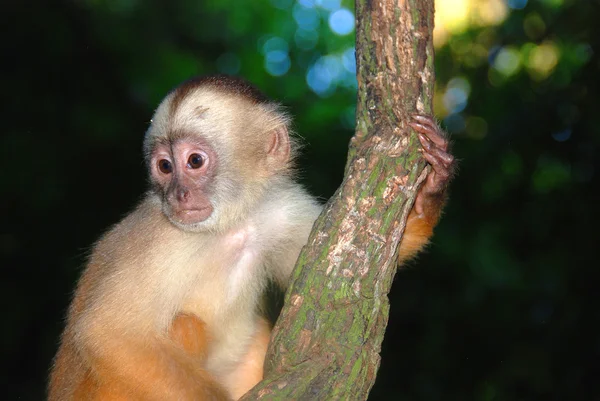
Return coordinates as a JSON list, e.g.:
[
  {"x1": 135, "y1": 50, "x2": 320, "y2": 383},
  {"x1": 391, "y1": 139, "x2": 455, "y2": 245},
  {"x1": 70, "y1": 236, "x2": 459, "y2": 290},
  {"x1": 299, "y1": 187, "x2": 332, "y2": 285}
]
[
  {"x1": 254, "y1": 183, "x2": 321, "y2": 228},
  {"x1": 91, "y1": 196, "x2": 168, "y2": 252}
]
